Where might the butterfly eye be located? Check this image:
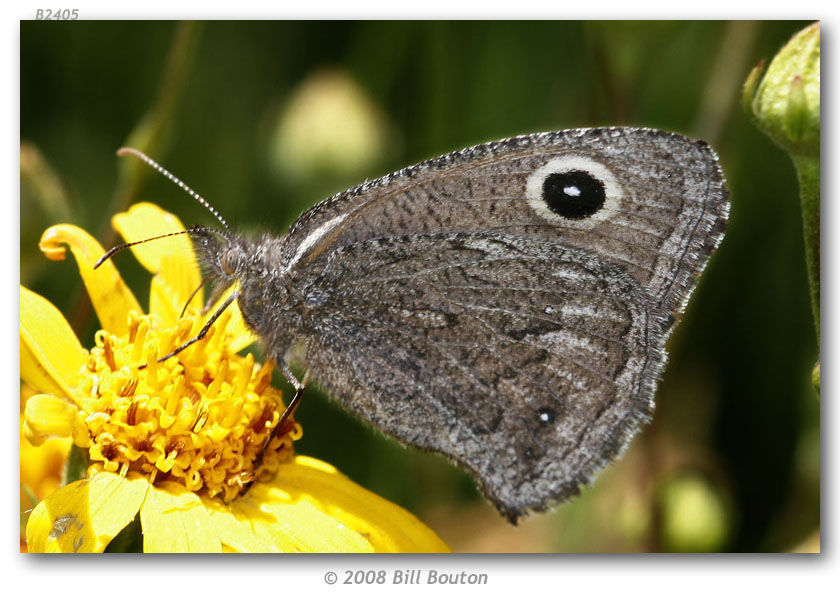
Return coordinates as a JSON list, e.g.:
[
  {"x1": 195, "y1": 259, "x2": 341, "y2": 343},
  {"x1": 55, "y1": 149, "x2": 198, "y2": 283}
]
[
  {"x1": 542, "y1": 170, "x2": 606, "y2": 219},
  {"x1": 221, "y1": 247, "x2": 239, "y2": 275}
]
